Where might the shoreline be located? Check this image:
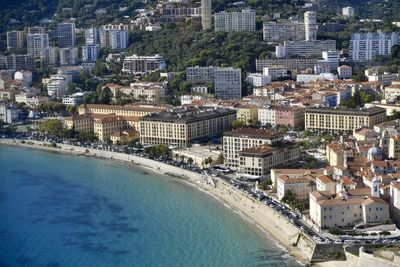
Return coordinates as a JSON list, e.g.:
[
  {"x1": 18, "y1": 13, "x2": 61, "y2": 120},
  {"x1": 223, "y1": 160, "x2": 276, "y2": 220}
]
[{"x1": 0, "y1": 139, "x2": 309, "y2": 265}]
